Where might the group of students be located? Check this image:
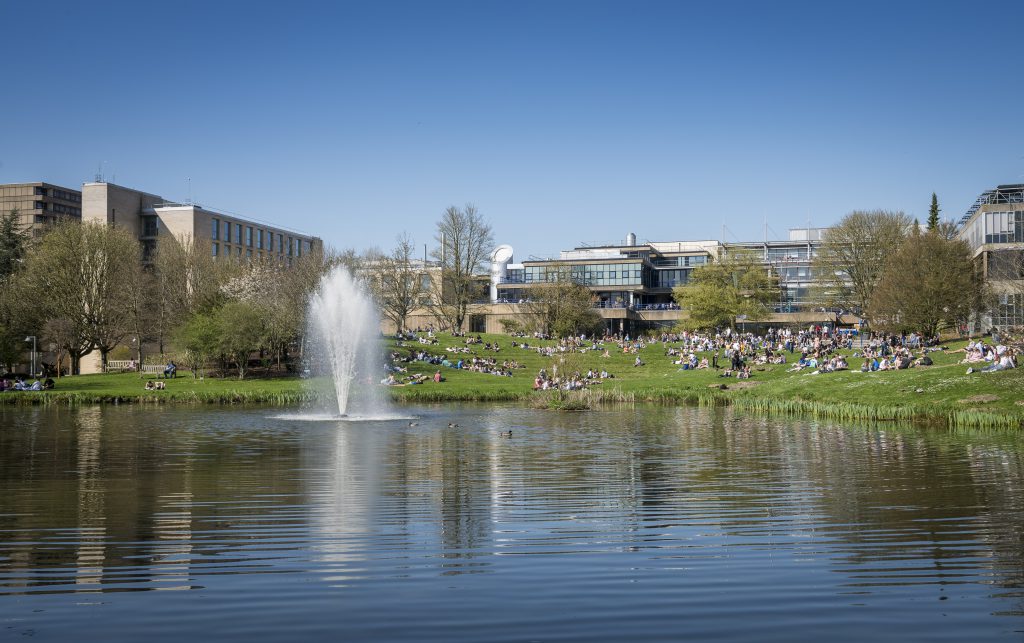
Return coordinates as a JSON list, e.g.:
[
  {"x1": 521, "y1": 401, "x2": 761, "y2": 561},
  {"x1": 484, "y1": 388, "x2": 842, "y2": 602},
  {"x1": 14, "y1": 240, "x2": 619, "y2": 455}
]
[
  {"x1": 533, "y1": 366, "x2": 615, "y2": 391},
  {"x1": 0, "y1": 377, "x2": 54, "y2": 391}
]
